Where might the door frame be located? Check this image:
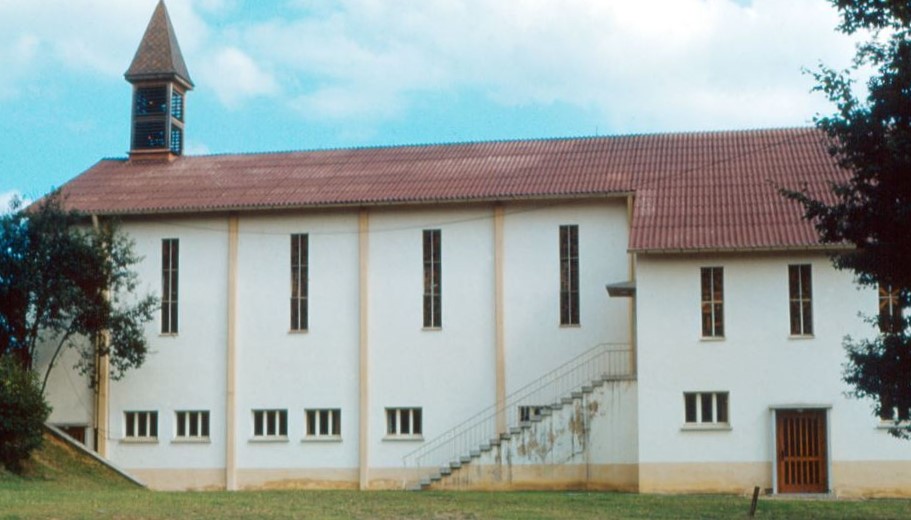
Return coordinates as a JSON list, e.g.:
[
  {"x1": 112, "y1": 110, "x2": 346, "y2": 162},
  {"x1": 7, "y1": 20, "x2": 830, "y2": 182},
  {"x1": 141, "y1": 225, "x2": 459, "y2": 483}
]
[{"x1": 769, "y1": 405, "x2": 831, "y2": 494}]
